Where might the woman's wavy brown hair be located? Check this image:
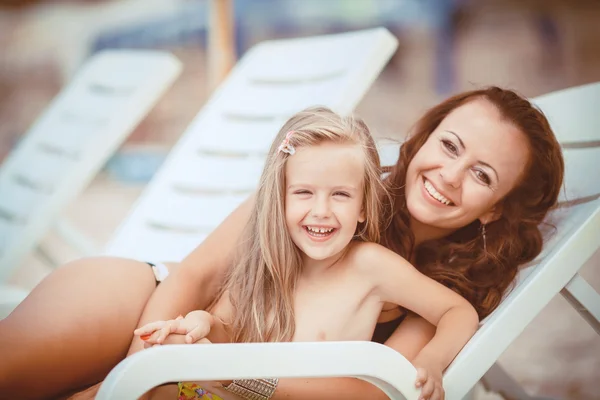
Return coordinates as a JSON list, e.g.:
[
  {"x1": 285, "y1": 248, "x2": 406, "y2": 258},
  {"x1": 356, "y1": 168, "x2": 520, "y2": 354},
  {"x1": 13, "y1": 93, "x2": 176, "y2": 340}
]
[{"x1": 382, "y1": 86, "x2": 564, "y2": 319}]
